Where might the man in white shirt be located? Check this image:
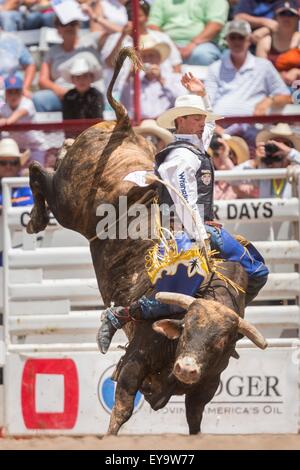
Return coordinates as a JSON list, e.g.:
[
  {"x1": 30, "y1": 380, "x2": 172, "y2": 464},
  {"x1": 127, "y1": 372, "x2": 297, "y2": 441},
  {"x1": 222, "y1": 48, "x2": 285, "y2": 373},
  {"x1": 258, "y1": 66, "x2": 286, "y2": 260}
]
[
  {"x1": 98, "y1": 73, "x2": 269, "y2": 354},
  {"x1": 206, "y1": 19, "x2": 291, "y2": 117}
]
